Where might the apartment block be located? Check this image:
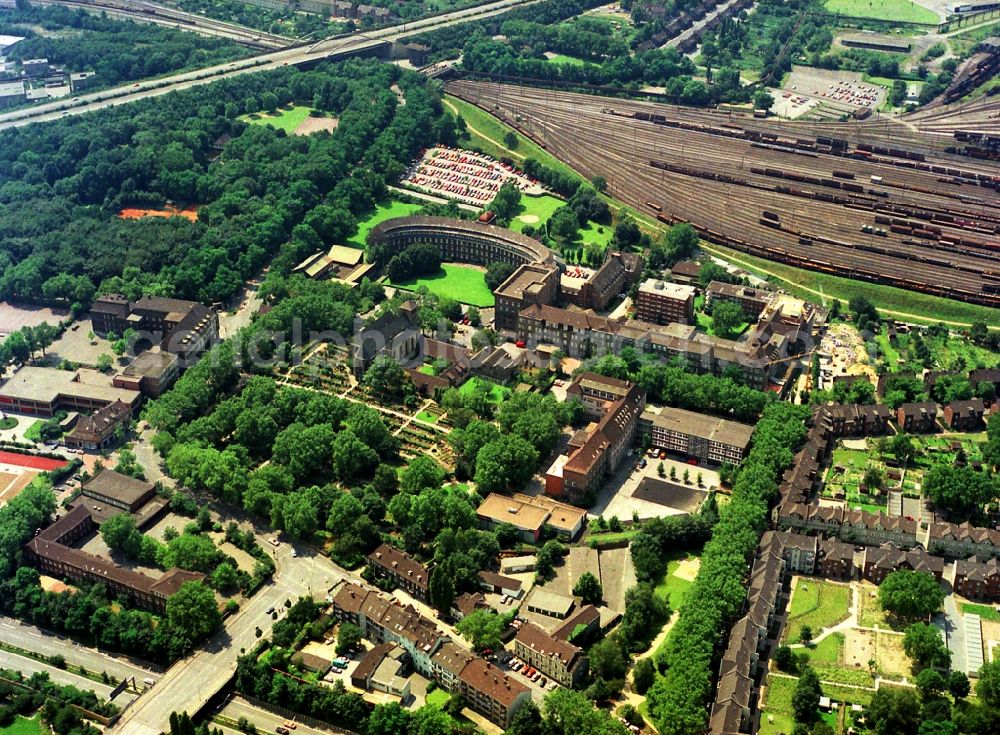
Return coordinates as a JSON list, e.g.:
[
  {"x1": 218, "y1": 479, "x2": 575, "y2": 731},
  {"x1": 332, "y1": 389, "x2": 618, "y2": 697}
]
[
  {"x1": 640, "y1": 405, "x2": 755, "y2": 465},
  {"x1": 635, "y1": 279, "x2": 696, "y2": 325}
]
